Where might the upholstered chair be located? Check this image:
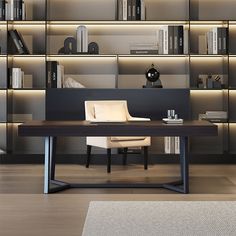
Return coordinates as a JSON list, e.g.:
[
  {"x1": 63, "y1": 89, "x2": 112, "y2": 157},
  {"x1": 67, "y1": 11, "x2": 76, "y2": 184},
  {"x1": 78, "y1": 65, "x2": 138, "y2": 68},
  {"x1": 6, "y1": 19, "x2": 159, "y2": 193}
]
[{"x1": 84, "y1": 100, "x2": 151, "y2": 173}]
